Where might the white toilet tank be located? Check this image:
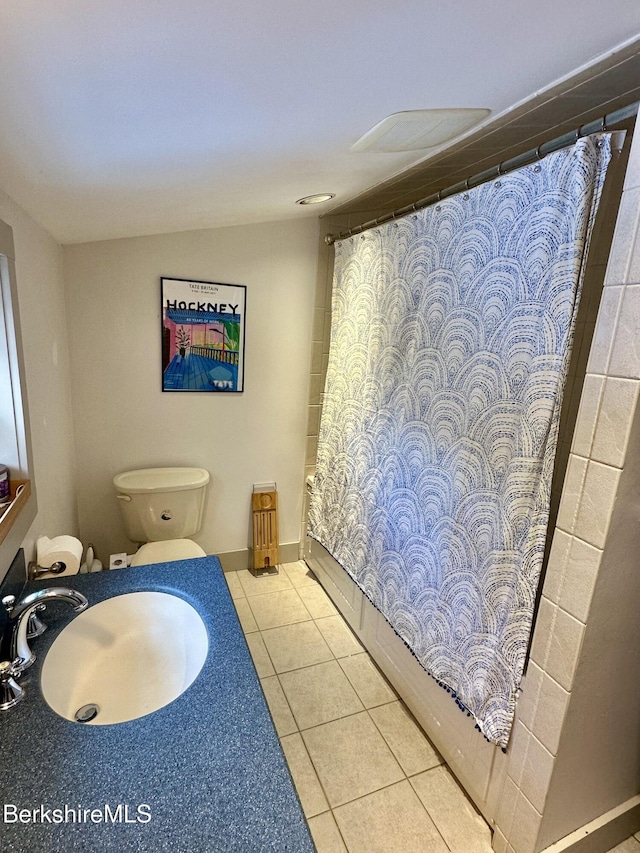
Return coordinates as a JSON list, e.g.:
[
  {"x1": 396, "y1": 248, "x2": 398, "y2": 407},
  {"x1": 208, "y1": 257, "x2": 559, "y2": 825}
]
[{"x1": 114, "y1": 467, "x2": 209, "y2": 543}]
